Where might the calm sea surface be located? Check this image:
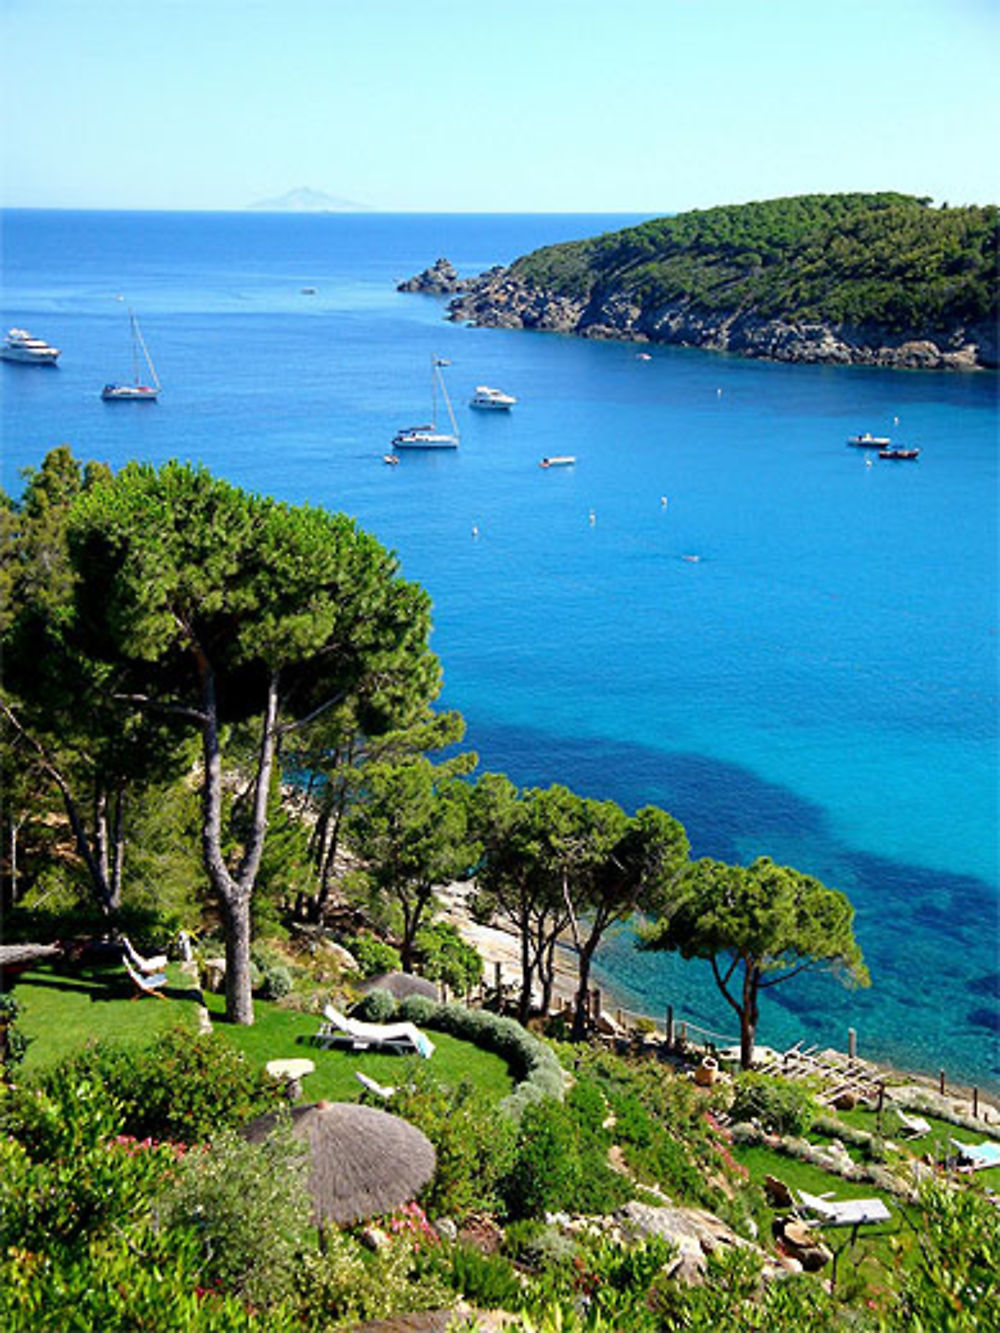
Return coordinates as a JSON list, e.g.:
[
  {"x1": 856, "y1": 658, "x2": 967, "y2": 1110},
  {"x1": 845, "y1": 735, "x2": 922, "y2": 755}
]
[{"x1": 2, "y1": 210, "x2": 998, "y2": 1088}]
